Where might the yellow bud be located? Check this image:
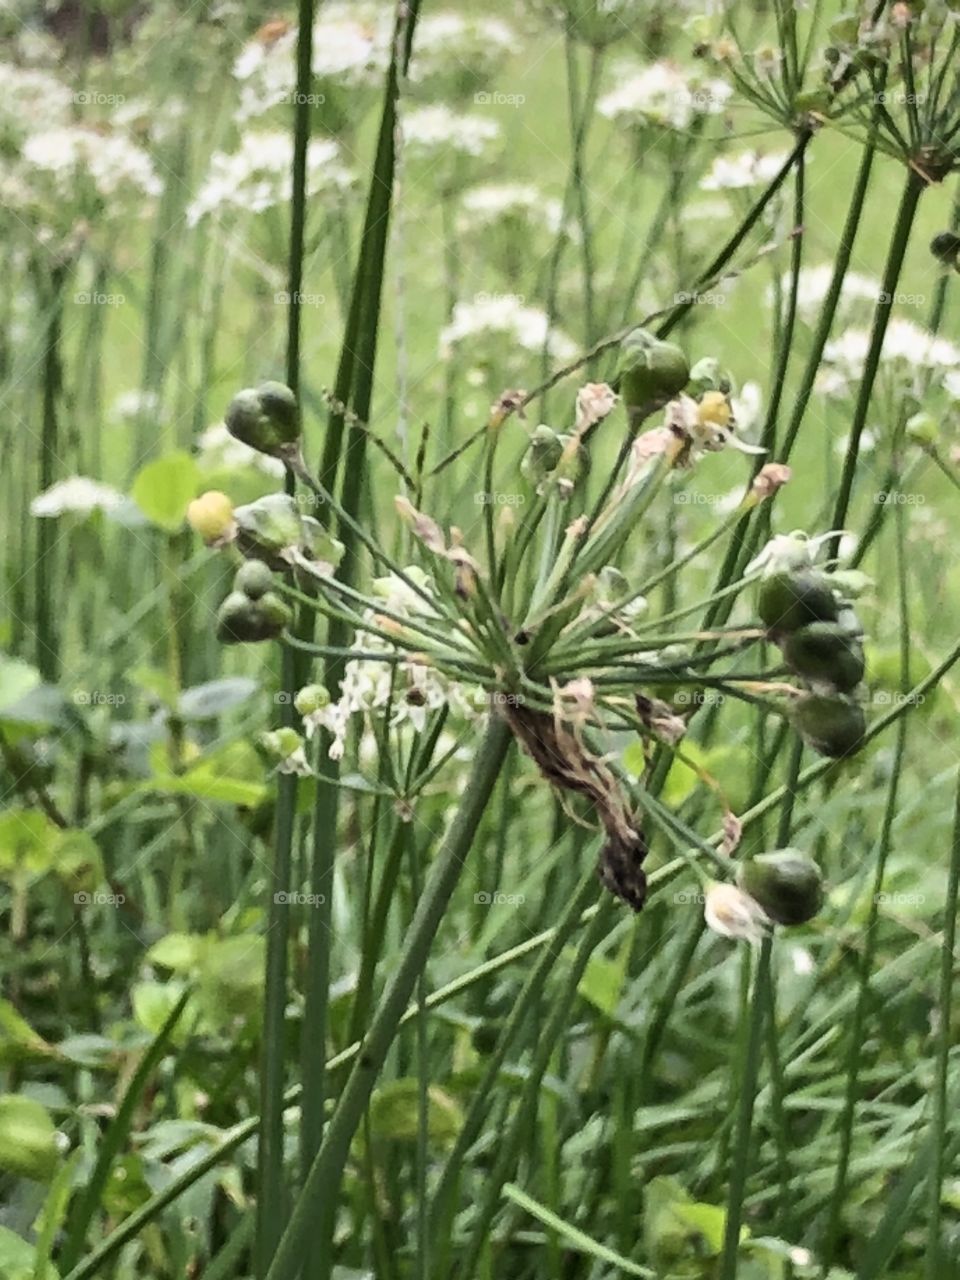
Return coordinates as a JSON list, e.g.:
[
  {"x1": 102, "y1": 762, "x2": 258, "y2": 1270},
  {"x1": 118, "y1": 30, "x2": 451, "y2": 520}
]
[
  {"x1": 187, "y1": 491, "x2": 235, "y2": 544},
  {"x1": 697, "y1": 391, "x2": 732, "y2": 430}
]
